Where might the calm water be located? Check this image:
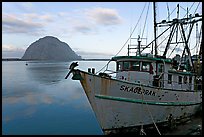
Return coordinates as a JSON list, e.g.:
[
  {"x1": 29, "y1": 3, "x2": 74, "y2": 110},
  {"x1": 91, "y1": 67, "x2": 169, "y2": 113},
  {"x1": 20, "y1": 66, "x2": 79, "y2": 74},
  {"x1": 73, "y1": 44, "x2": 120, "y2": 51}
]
[{"x1": 2, "y1": 60, "x2": 115, "y2": 135}]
